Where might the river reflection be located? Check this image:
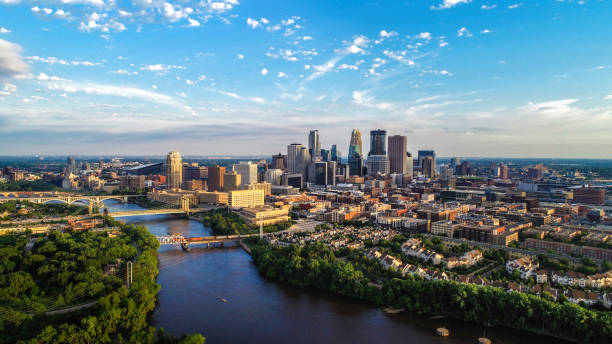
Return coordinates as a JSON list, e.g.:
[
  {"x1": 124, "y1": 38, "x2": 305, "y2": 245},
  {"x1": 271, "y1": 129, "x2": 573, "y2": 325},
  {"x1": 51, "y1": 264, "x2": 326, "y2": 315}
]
[{"x1": 104, "y1": 200, "x2": 565, "y2": 344}]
